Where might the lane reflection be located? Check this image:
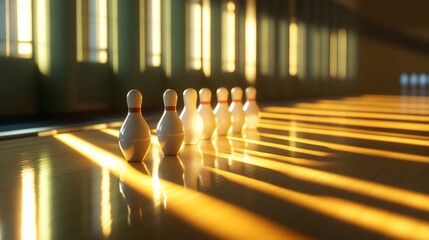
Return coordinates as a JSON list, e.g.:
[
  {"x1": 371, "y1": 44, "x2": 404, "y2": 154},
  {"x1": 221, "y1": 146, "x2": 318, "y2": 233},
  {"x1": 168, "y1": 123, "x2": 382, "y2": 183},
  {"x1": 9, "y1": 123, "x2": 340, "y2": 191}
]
[
  {"x1": 260, "y1": 112, "x2": 429, "y2": 133},
  {"x1": 263, "y1": 106, "x2": 429, "y2": 122},
  {"x1": 257, "y1": 131, "x2": 429, "y2": 164},
  {"x1": 100, "y1": 168, "x2": 112, "y2": 237},
  {"x1": 229, "y1": 134, "x2": 330, "y2": 157},
  {"x1": 205, "y1": 167, "x2": 429, "y2": 239},
  {"x1": 294, "y1": 102, "x2": 429, "y2": 115},
  {"x1": 259, "y1": 120, "x2": 429, "y2": 147},
  {"x1": 38, "y1": 154, "x2": 52, "y2": 240},
  {"x1": 198, "y1": 147, "x2": 429, "y2": 213},
  {"x1": 54, "y1": 133, "x2": 303, "y2": 239},
  {"x1": 21, "y1": 165, "x2": 37, "y2": 240}
]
